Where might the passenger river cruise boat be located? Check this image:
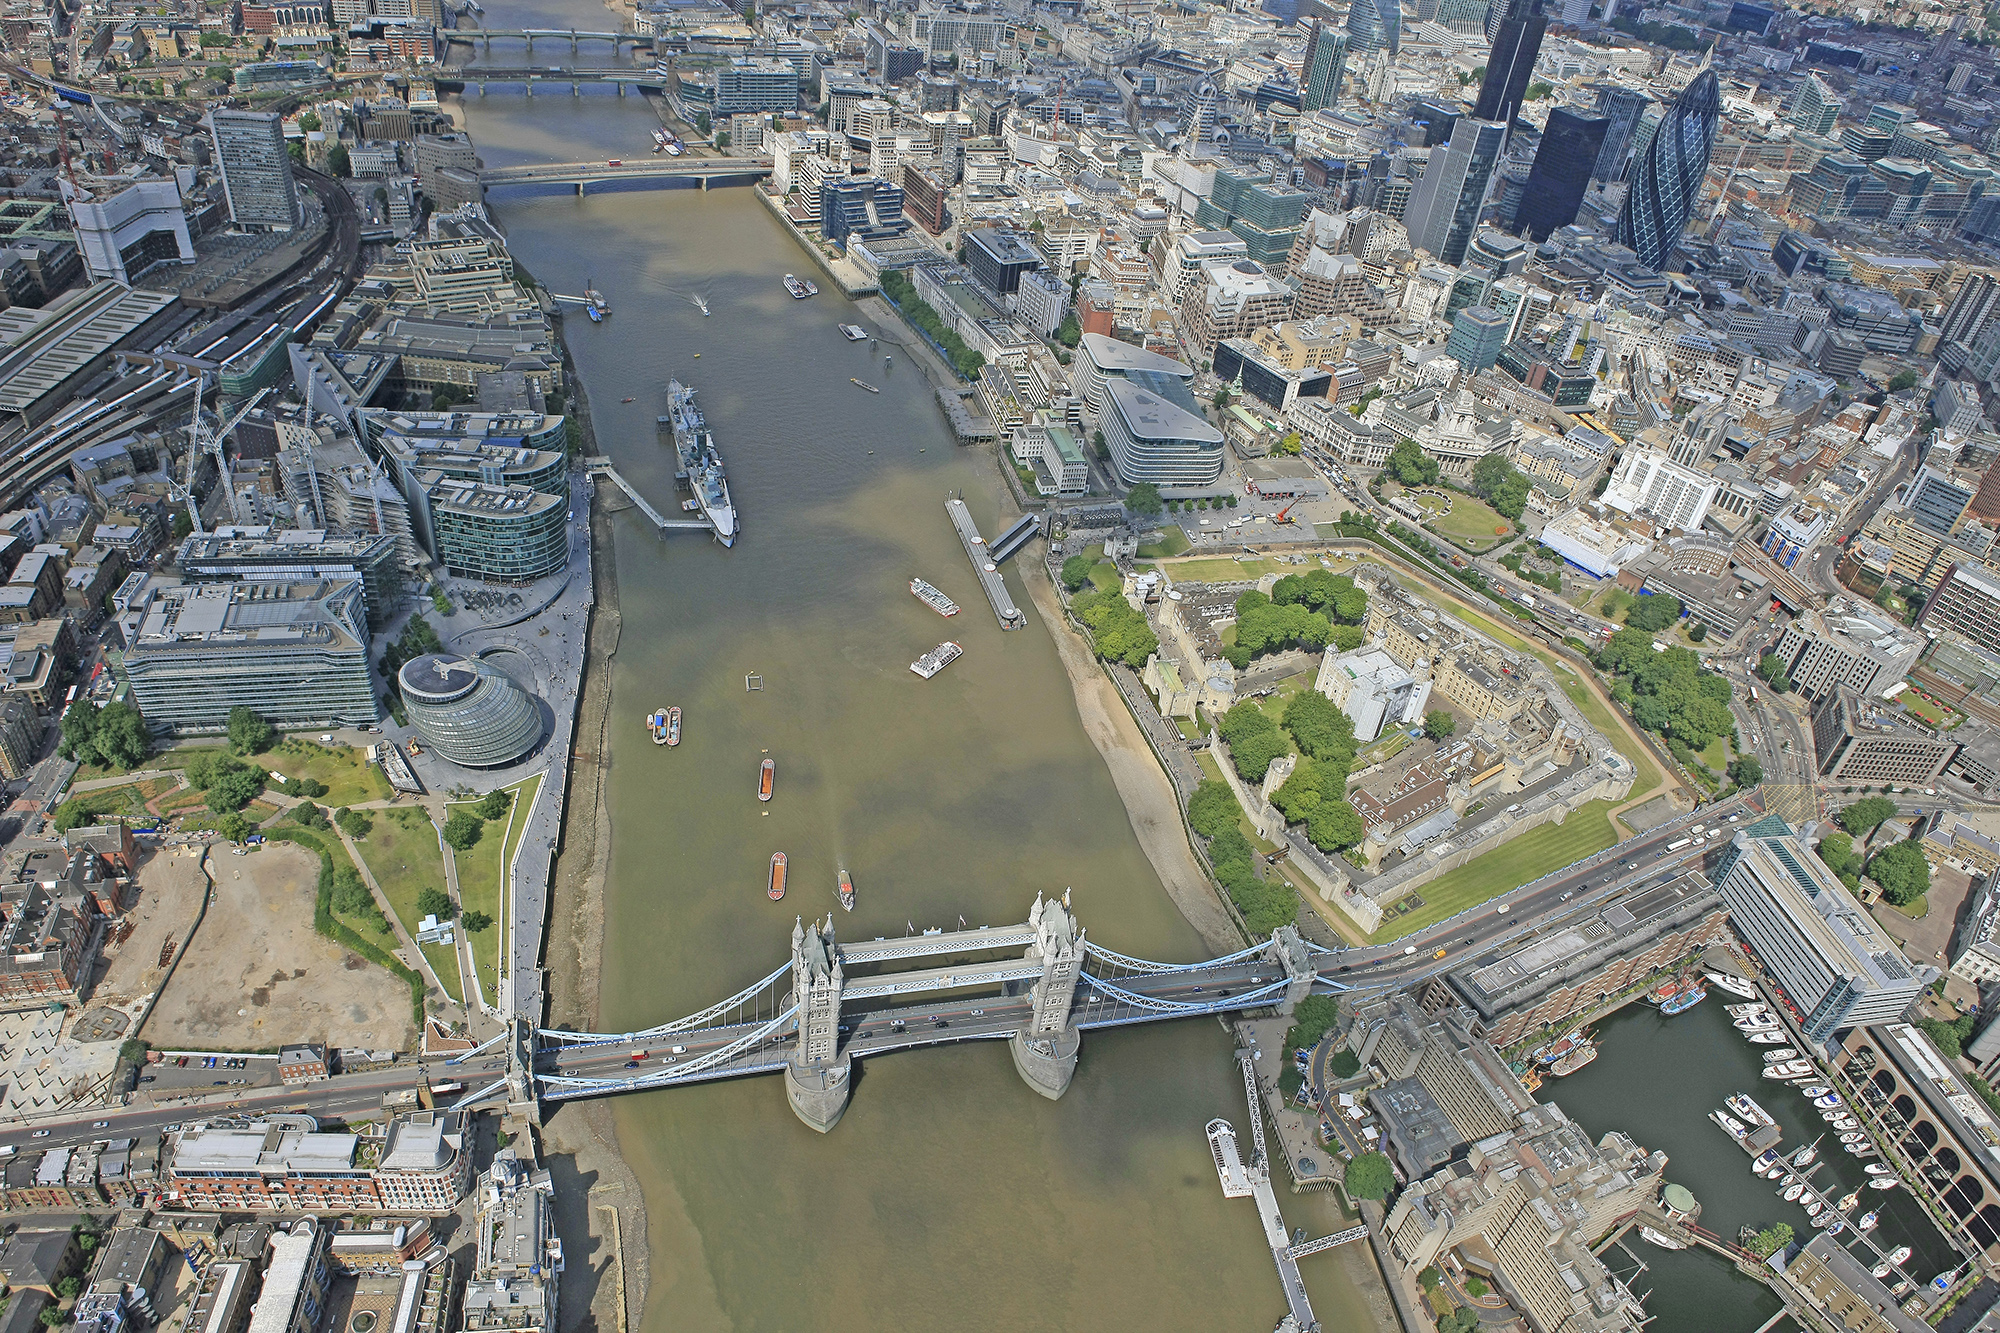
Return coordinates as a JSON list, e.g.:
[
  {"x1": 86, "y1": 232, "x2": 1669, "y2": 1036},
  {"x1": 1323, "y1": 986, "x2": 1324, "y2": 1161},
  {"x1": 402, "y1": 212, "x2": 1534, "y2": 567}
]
[
  {"x1": 911, "y1": 641, "x2": 963, "y2": 679},
  {"x1": 910, "y1": 578, "x2": 959, "y2": 616}
]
